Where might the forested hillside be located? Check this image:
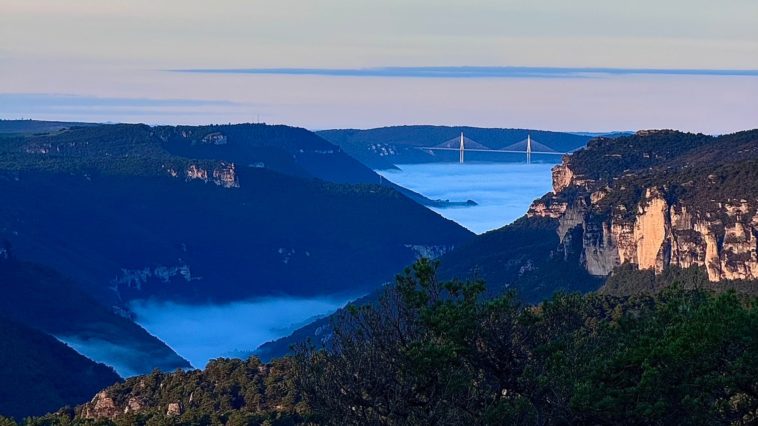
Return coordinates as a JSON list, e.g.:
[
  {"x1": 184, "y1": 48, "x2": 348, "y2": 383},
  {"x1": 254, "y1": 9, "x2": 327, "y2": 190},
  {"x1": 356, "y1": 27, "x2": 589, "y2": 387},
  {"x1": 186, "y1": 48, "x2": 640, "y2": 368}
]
[
  {"x1": 0, "y1": 316, "x2": 120, "y2": 421},
  {"x1": 20, "y1": 260, "x2": 758, "y2": 425},
  {"x1": 527, "y1": 129, "x2": 758, "y2": 281},
  {"x1": 0, "y1": 121, "x2": 473, "y2": 408},
  {"x1": 257, "y1": 129, "x2": 758, "y2": 360},
  {"x1": 0, "y1": 258, "x2": 190, "y2": 376},
  {"x1": 0, "y1": 123, "x2": 472, "y2": 305}
]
